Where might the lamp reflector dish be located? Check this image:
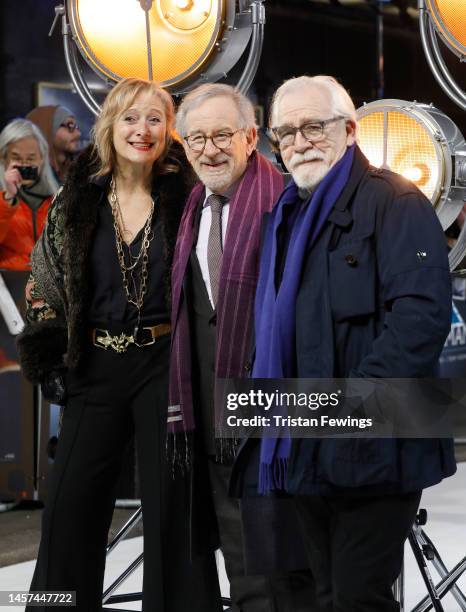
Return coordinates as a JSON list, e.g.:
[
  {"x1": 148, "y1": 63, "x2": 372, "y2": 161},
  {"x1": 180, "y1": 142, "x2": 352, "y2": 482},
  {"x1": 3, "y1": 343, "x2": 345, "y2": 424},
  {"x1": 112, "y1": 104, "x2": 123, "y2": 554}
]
[
  {"x1": 425, "y1": 0, "x2": 466, "y2": 57},
  {"x1": 69, "y1": 0, "x2": 223, "y2": 86},
  {"x1": 358, "y1": 109, "x2": 442, "y2": 203}
]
